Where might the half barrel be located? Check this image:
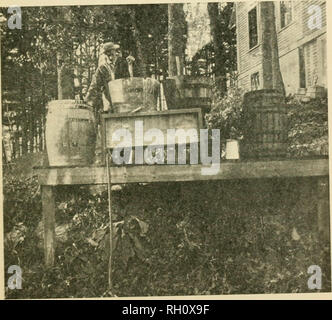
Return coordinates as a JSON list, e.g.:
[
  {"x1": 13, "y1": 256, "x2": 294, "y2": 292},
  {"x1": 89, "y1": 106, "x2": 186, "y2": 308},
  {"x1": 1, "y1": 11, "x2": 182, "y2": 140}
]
[
  {"x1": 45, "y1": 100, "x2": 96, "y2": 166},
  {"x1": 163, "y1": 76, "x2": 213, "y2": 114},
  {"x1": 108, "y1": 77, "x2": 160, "y2": 113},
  {"x1": 241, "y1": 89, "x2": 288, "y2": 159}
]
